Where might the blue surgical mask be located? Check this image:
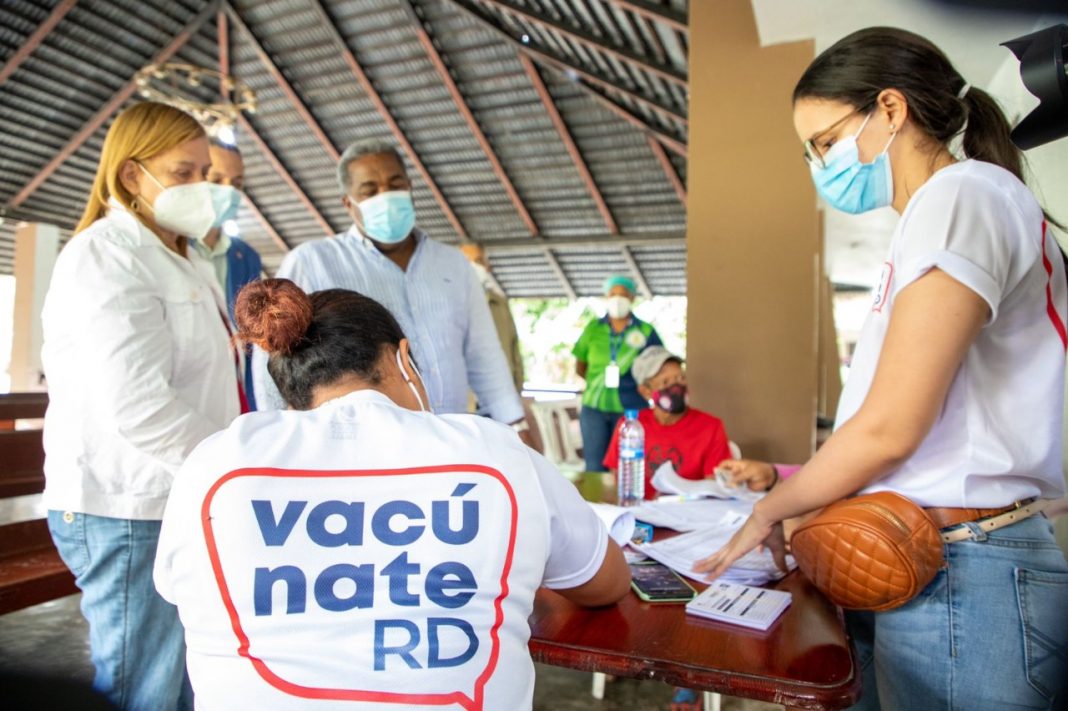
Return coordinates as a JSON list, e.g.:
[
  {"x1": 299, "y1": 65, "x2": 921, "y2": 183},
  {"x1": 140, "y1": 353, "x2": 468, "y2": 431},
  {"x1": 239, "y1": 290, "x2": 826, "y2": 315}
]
[
  {"x1": 209, "y1": 184, "x2": 241, "y2": 228},
  {"x1": 809, "y1": 113, "x2": 896, "y2": 214},
  {"x1": 356, "y1": 191, "x2": 416, "y2": 244}
]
